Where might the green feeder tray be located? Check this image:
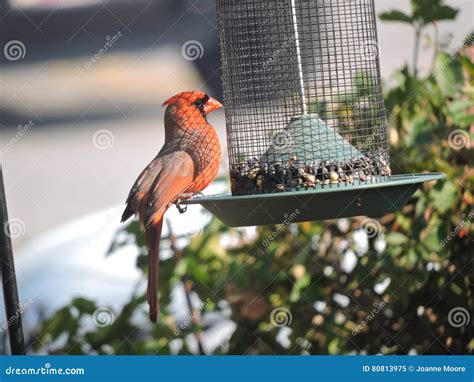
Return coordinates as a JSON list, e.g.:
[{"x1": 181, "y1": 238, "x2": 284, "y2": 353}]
[{"x1": 186, "y1": 173, "x2": 445, "y2": 227}]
